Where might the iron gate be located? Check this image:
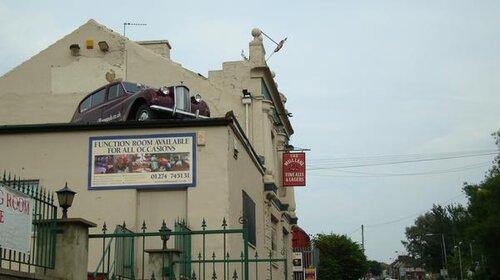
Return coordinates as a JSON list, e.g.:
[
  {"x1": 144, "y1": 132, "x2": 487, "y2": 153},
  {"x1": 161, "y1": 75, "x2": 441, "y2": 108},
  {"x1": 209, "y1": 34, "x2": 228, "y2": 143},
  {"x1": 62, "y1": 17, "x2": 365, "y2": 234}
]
[
  {"x1": 0, "y1": 172, "x2": 58, "y2": 274},
  {"x1": 89, "y1": 218, "x2": 289, "y2": 280}
]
